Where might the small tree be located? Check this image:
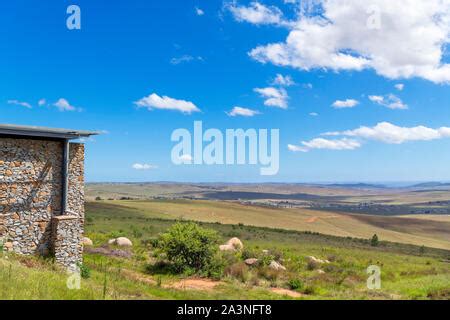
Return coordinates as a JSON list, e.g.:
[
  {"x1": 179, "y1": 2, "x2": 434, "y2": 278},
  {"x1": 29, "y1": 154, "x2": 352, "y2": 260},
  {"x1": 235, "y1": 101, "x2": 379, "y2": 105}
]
[
  {"x1": 370, "y1": 234, "x2": 379, "y2": 247},
  {"x1": 157, "y1": 222, "x2": 219, "y2": 273}
]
